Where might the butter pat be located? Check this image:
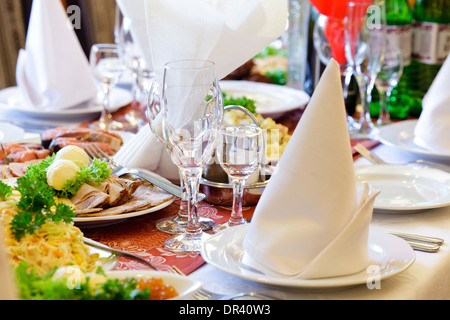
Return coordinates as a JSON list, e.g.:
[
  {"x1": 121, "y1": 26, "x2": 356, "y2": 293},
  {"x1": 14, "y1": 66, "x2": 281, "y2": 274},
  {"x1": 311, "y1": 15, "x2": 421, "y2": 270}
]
[
  {"x1": 55, "y1": 145, "x2": 90, "y2": 169},
  {"x1": 47, "y1": 159, "x2": 80, "y2": 191}
]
